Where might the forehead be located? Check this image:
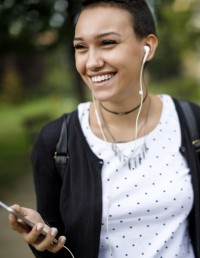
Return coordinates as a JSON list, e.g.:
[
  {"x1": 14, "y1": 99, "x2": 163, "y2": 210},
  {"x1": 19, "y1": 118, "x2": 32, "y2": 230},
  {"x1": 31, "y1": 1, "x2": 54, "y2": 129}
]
[{"x1": 75, "y1": 6, "x2": 134, "y2": 38}]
